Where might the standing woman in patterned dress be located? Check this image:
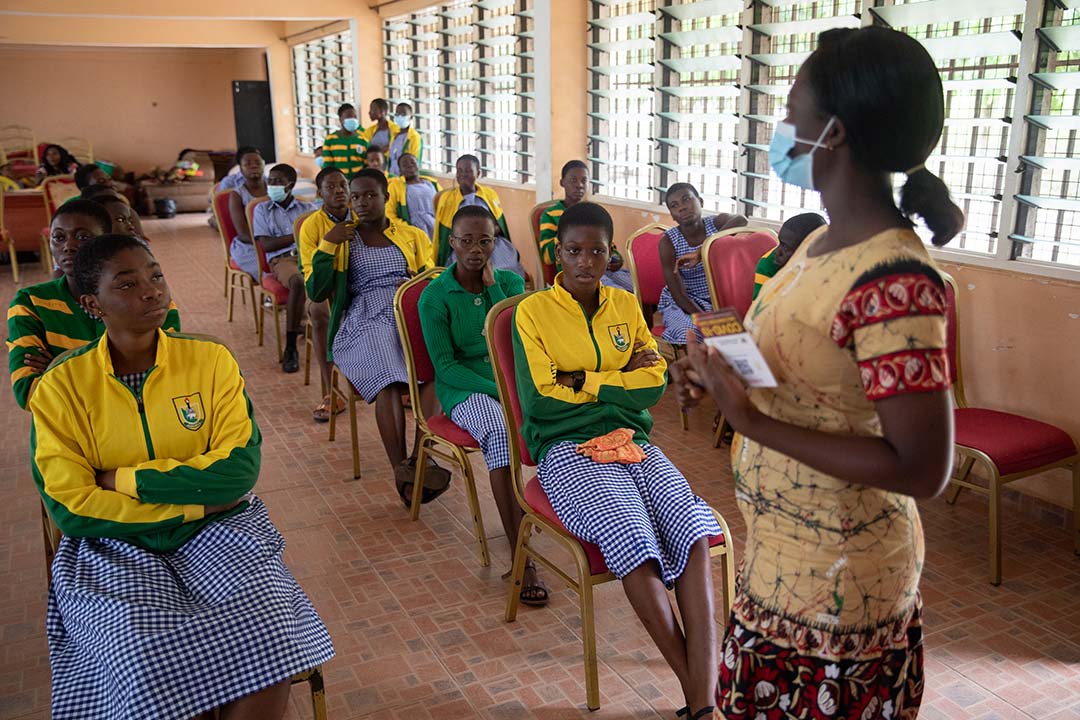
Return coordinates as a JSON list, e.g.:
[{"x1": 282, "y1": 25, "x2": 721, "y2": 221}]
[
  {"x1": 31, "y1": 234, "x2": 334, "y2": 719},
  {"x1": 655, "y1": 184, "x2": 744, "y2": 346},
  {"x1": 310, "y1": 168, "x2": 451, "y2": 500},
  {"x1": 672, "y1": 26, "x2": 963, "y2": 719}
]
